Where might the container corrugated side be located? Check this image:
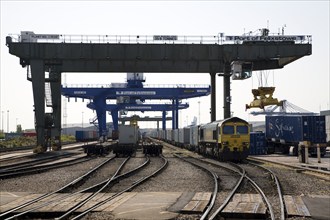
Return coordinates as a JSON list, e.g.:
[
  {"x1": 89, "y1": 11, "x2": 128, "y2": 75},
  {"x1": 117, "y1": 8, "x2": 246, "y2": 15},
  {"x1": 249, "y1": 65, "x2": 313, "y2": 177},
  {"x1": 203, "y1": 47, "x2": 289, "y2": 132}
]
[
  {"x1": 249, "y1": 132, "x2": 267, "y2": 155},
  {"x1": 326, "y1": 115, "x2": 330, "y2": 142},
  {"x1": 183, "y1": 127, "x2": 190, "y2": 144},
  {"x1": 174, "y1": 129, "x2": 179, "y2": 143},
  {"x1": 266, "y1": 115, "x2": 326, "y2": 143},
  {"x1": 189, "y1": 126, "x2": 199, "y2": 146},
  {"x1": 75, "y1": 130, "x2": 84, "y2": 141},
  {"x1": 302, "y1": 116, "x2": 326, "y2": 143},
  {"x1": 118, "y1": 125, "x2": 137, "y2": 144}
]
